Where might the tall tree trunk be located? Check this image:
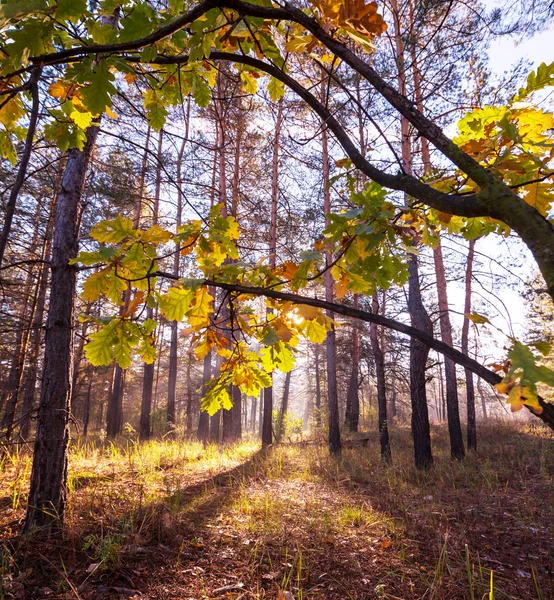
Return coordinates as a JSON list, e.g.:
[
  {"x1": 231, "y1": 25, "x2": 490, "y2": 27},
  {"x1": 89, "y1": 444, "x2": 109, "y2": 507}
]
[
  {"x1": 107, "y1": 127, "x2": 151, "y2": 438},
  {"x1": 24, "y1": 125, "x2": 99, "y2": 532},
  {"x1": 433, "y1": 240, "x2": 465, "y2": 460},
  {"x1": 391, "y1": 0, "x2": 432, "y2": 468},
  {"x1": 276, "y1": 370, "x2": 292, "y2": 442},
  {"x1": 314, "y1": 343, "x2": 322, "y2": 429},
  {"x1": 19, "y1": 191, "x2": 57, "y2": 440},
  {"x1": 139, "y1": 129, "x2": 163, "y2": 441},
  {"x1": 197, "y1": 352, "x2": 211, "y2": 442},
  {"x1": 370, "y1": 293, "x2": 391, "y2": 462},
  {"x1": 83, "y1": 370, "x2": 94, "y2": 437},
  {"x1": 186, "y1": 352, "x2": 193, "y2": 433},
  {"x1": 408, "y1": 255, "x2": 433, "y2": 470},
  {"x1": 462, "y1": 239, "x2": 477, "y2": 450},
  {"x1": 345, "y1": 296, "x2": 360, "y2": 432},
  {"x1": 262, "y1": 97, "x2": 284, "y2": 447},
  {"x1": 321, "y1": 93, "x2": 341, "y2": 456},
  {"x1": 2, "y1": 213, "x2": 42, "y2": 439},
  {"x1": 168, "y1": 100, "x2": 190, "y2": 430}
]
